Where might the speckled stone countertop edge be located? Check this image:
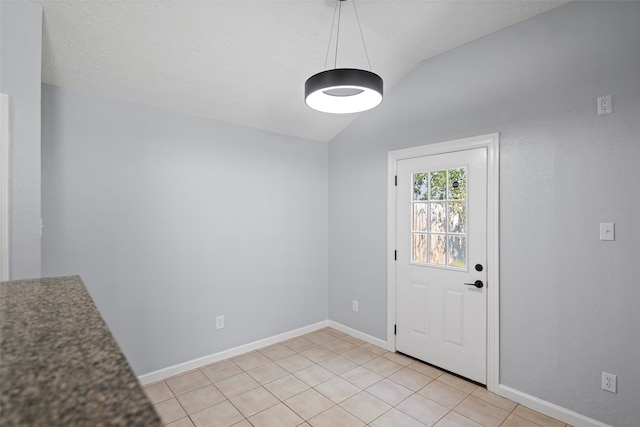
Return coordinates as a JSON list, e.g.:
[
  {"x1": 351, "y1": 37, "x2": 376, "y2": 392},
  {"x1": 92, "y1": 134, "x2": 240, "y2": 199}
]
[{"x1": 0, "y1": 275, "x2": 162, "y2": 426}]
